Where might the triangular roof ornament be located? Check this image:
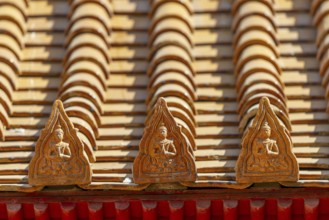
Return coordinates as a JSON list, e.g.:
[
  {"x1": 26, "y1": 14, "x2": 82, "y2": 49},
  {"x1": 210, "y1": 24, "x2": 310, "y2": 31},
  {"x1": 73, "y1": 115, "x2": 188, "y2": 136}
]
[
  {"x1": 133, "y1": 97, "x2": 196, "y2": 184},
  {"x1": 236, "y1": 97, "x2": 299, "y2": 183},
  {"x1": 29, "y1": 100, "x2": 92, "y2": 186}
]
